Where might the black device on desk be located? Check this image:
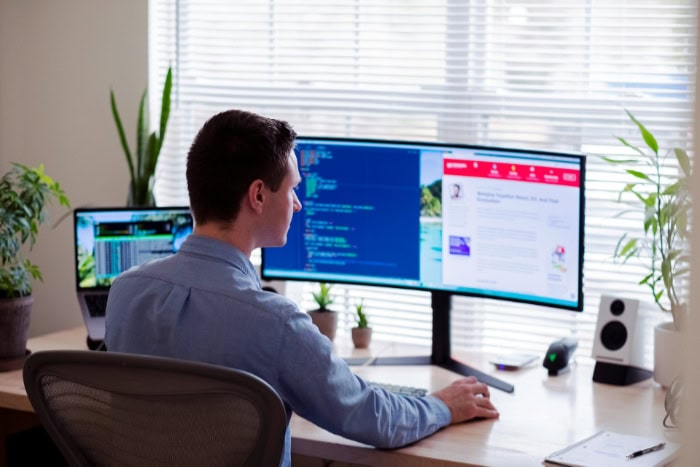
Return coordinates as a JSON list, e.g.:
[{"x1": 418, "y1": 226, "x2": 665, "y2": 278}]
[
  {"x1": 261, "y1": 136, "x2": 586, "y2": 393},
  {"x1": 543, "y1": 337, "x2": 578, "y2": 376}
]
